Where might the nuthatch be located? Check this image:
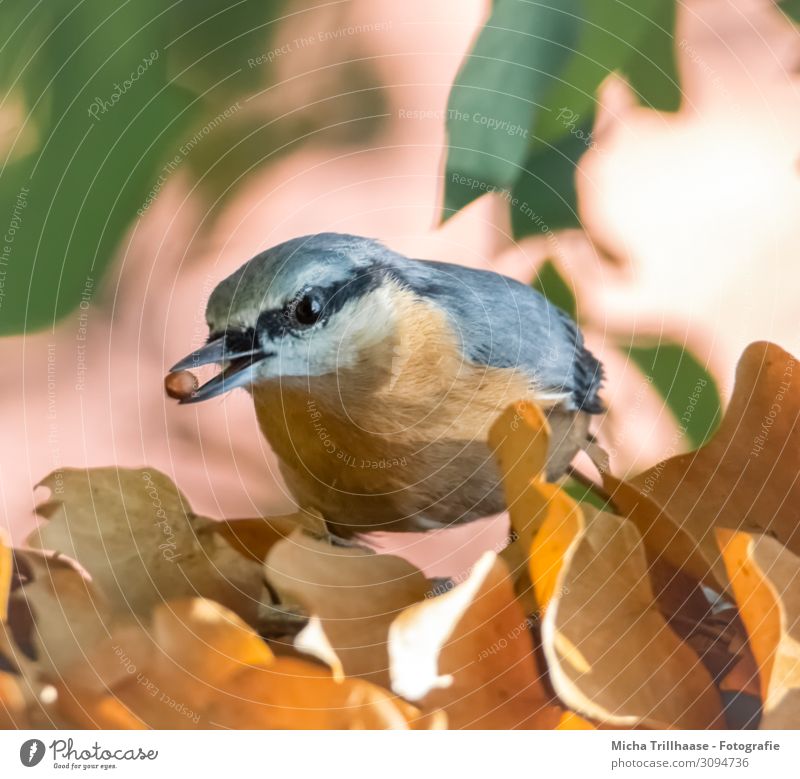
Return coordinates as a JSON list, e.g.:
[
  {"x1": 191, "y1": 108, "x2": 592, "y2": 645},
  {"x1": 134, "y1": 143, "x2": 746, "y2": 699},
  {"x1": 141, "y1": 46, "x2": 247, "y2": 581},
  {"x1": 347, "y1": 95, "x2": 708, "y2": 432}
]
[{"x1": 171, "y1": 233, "x2": 603, "y2": 536}]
